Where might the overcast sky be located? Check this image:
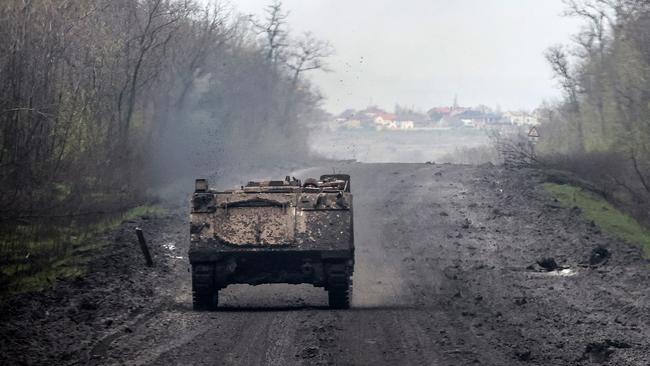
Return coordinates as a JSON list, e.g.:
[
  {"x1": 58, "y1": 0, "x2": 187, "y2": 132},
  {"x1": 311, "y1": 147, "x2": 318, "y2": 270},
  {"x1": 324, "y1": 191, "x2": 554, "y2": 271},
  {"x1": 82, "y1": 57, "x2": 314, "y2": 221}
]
[{"x1": 229, "y1": 0, "x2": 580, "y2": 113}]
